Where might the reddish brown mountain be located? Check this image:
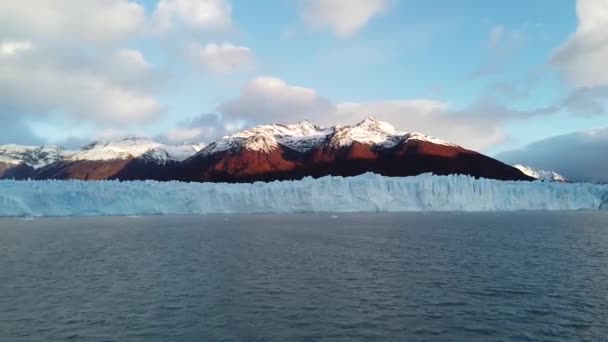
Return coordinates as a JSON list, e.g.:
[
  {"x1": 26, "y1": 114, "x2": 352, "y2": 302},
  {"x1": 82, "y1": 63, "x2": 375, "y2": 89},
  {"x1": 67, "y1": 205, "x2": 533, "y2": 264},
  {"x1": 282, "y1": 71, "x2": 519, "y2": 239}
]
[
  {"x1": 179, "y1": 118, "x2": 533, "y2": 182},
  {"x1": 0, "y1": 119, "x2": 533, "y2": 182}
]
